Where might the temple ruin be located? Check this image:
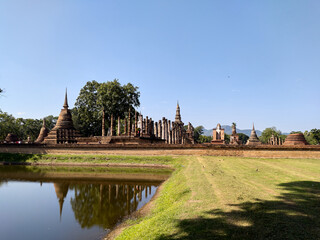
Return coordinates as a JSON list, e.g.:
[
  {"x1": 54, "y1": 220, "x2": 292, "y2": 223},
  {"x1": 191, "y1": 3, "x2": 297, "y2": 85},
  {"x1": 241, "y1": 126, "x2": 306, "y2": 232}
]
[
  {"x1": 267, "y1": 133, "x2": 283, "y2": 145},
  {"x1": 211, "y1": 124, "x2": 225, "y2": 144},
  {"x1": 230, "y1": 124, "x2": 241, "y2": 145},
  {"x1": 77, "y1": 102, "x2": 195, "y2": 145},
  {"x1": 246, "y1": 124, "x2": 262, "y2": 145},
  {"x1": 283, "y1": 133, "x2": 308, "y2": 145},
  {"x1": 35, "y1": 119, "x2": 49, "y2": 143},
  {"x1": 44, "y1": 90, "x2": 81, "y2": 144}
]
